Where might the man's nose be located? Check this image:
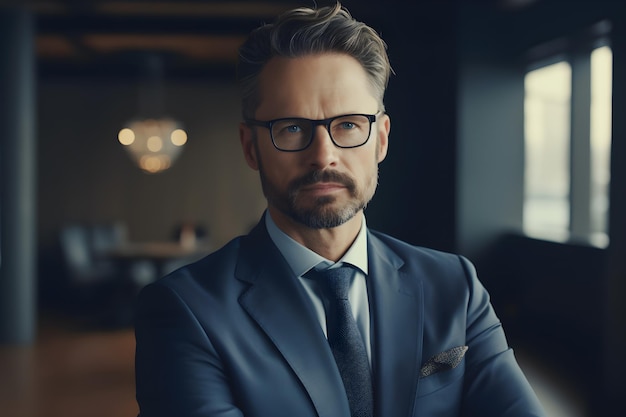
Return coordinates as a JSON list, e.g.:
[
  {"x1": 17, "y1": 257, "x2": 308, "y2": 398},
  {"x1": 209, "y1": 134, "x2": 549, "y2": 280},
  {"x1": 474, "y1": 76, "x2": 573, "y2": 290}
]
[{"x1": 306, "y1": 125, "x2": 338, "y2": 168}]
